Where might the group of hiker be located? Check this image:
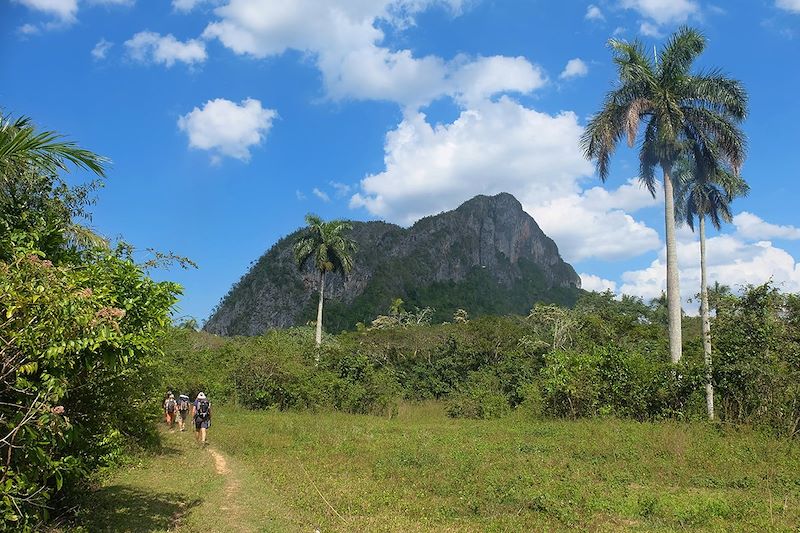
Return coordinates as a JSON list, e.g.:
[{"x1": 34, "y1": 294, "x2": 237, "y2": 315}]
[{"x1": 163, "y1": 391, "x2": 212, "y2": 445}]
